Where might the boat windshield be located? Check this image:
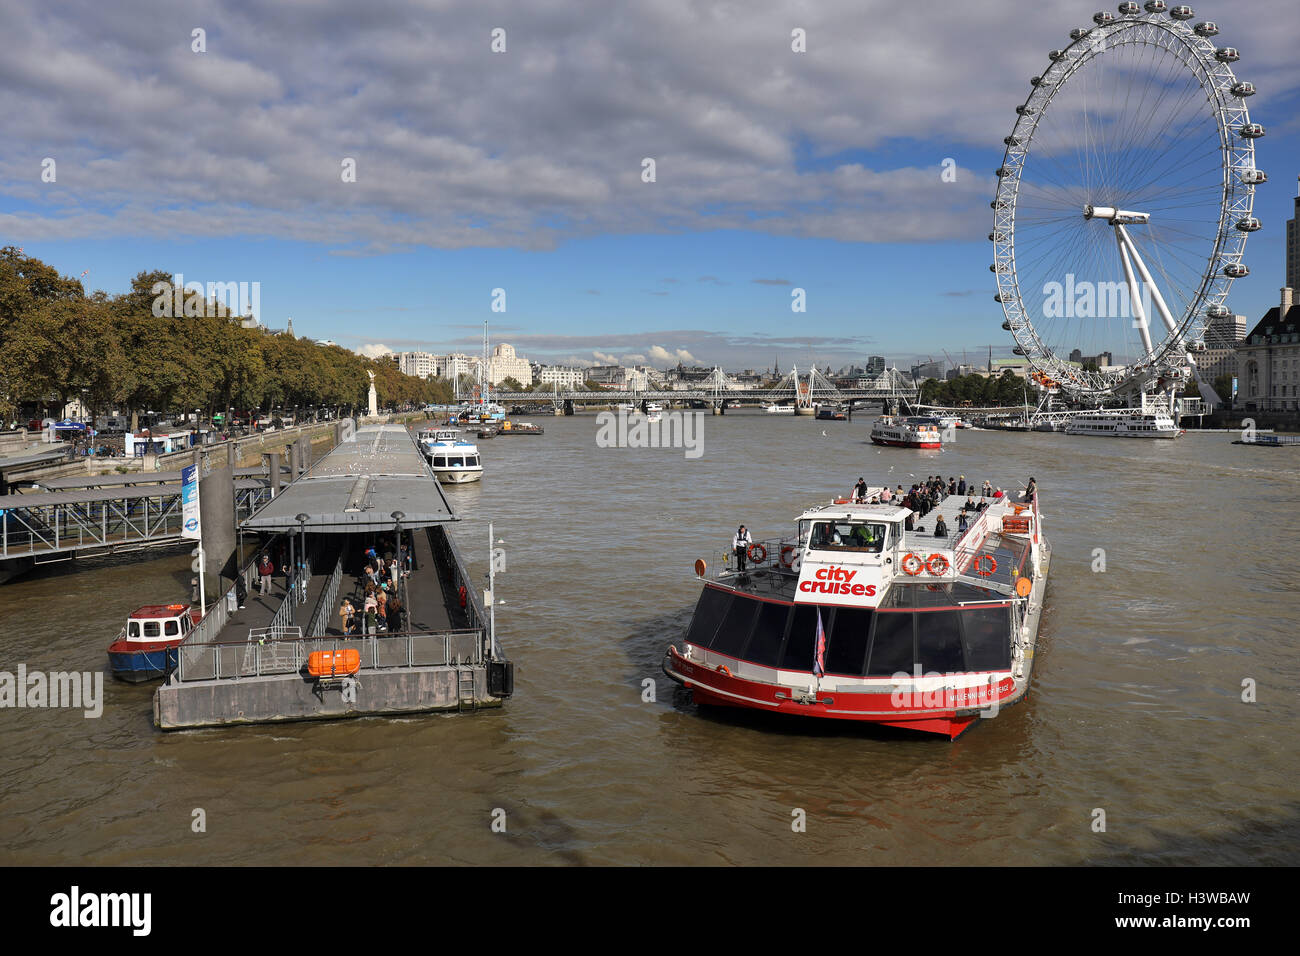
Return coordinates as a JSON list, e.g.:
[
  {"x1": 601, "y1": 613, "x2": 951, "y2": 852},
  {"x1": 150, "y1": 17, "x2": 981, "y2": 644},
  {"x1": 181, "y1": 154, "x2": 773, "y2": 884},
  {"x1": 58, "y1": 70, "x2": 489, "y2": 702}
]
[{"x1": 809, "y1": 520, "x2": 888, "y2": 553}]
